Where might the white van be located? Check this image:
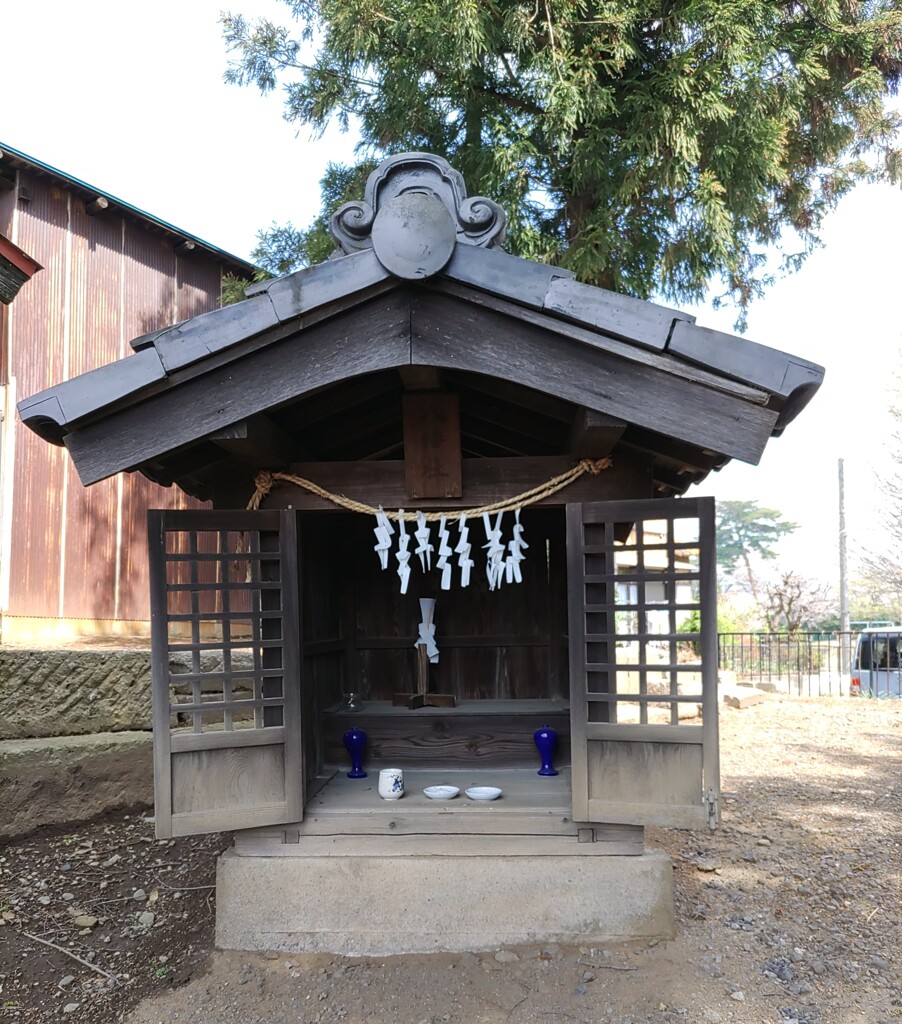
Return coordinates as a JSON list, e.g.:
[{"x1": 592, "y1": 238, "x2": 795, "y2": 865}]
[{"x1": 851, "y1": 628, "x2": 902, "y2": 698}]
